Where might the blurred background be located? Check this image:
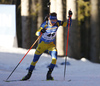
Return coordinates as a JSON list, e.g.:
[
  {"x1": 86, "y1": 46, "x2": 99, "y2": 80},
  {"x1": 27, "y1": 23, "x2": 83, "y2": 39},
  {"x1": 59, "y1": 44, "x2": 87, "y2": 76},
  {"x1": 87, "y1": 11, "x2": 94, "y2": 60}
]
[{"x1": 0, "y1": 0, "x2": 100, "y2": 63}]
